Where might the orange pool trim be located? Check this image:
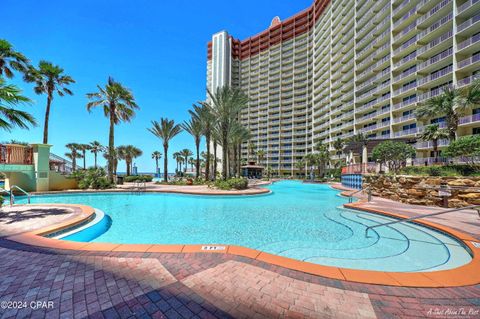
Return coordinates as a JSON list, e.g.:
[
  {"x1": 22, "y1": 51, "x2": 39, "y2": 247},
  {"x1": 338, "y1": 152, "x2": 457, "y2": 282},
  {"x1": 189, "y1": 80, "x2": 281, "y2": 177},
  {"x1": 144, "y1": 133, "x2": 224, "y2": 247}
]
[{"x1": 6, "y1": 203, "x2": 480, "y2": 288}]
